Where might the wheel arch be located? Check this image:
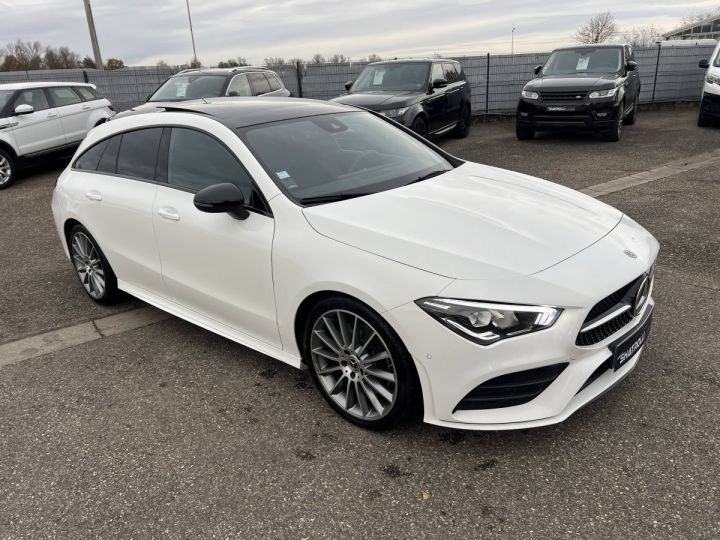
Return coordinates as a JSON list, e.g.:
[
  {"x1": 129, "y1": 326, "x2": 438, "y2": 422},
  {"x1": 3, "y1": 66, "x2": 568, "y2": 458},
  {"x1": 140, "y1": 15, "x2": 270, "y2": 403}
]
[{"x1": 0, "y1": 139, "x2": 18, "y2": 160}]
